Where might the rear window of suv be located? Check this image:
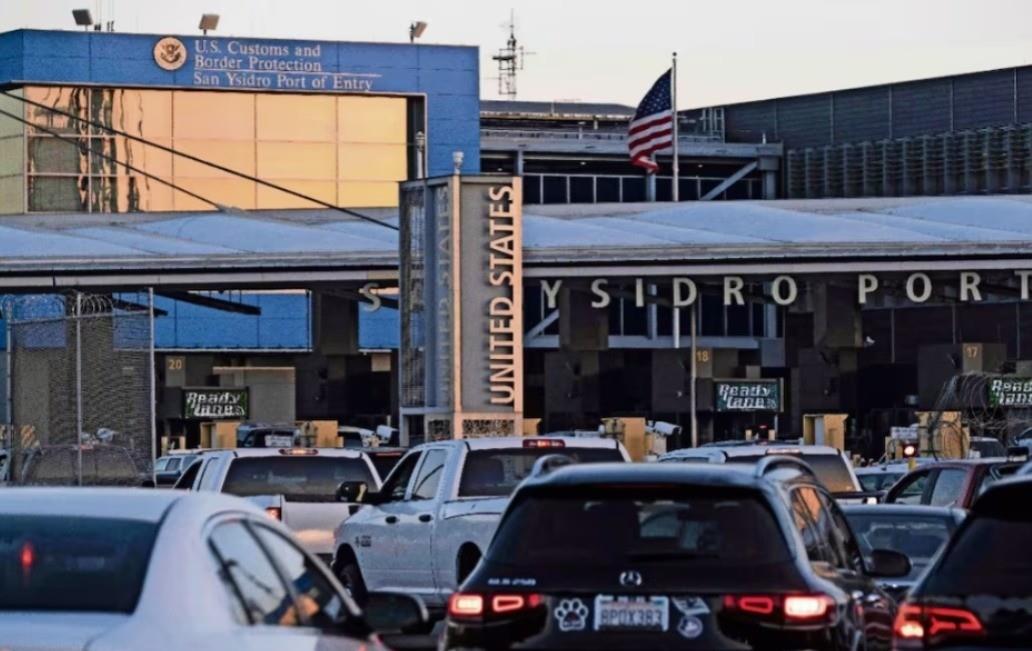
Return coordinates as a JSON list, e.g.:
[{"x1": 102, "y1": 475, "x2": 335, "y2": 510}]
[
  {"x1": 733, "y1": 453, "x2": 856, "y2": 493},
  {"x1": 223, "y1": 456, "x2": 375, "y2": 502},
  {"x1": 925, "y1": 515, "x2": 1032, "y2": 595},
  {"x1": 488, "y1": 486, "x2": 790, "y2": 567},
  {"x1": 0, "y1": 515, "x2": 158, "y2": 613},
  {"x1": 458, "y1": 447, "x2": 623, "y2": 497}
]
